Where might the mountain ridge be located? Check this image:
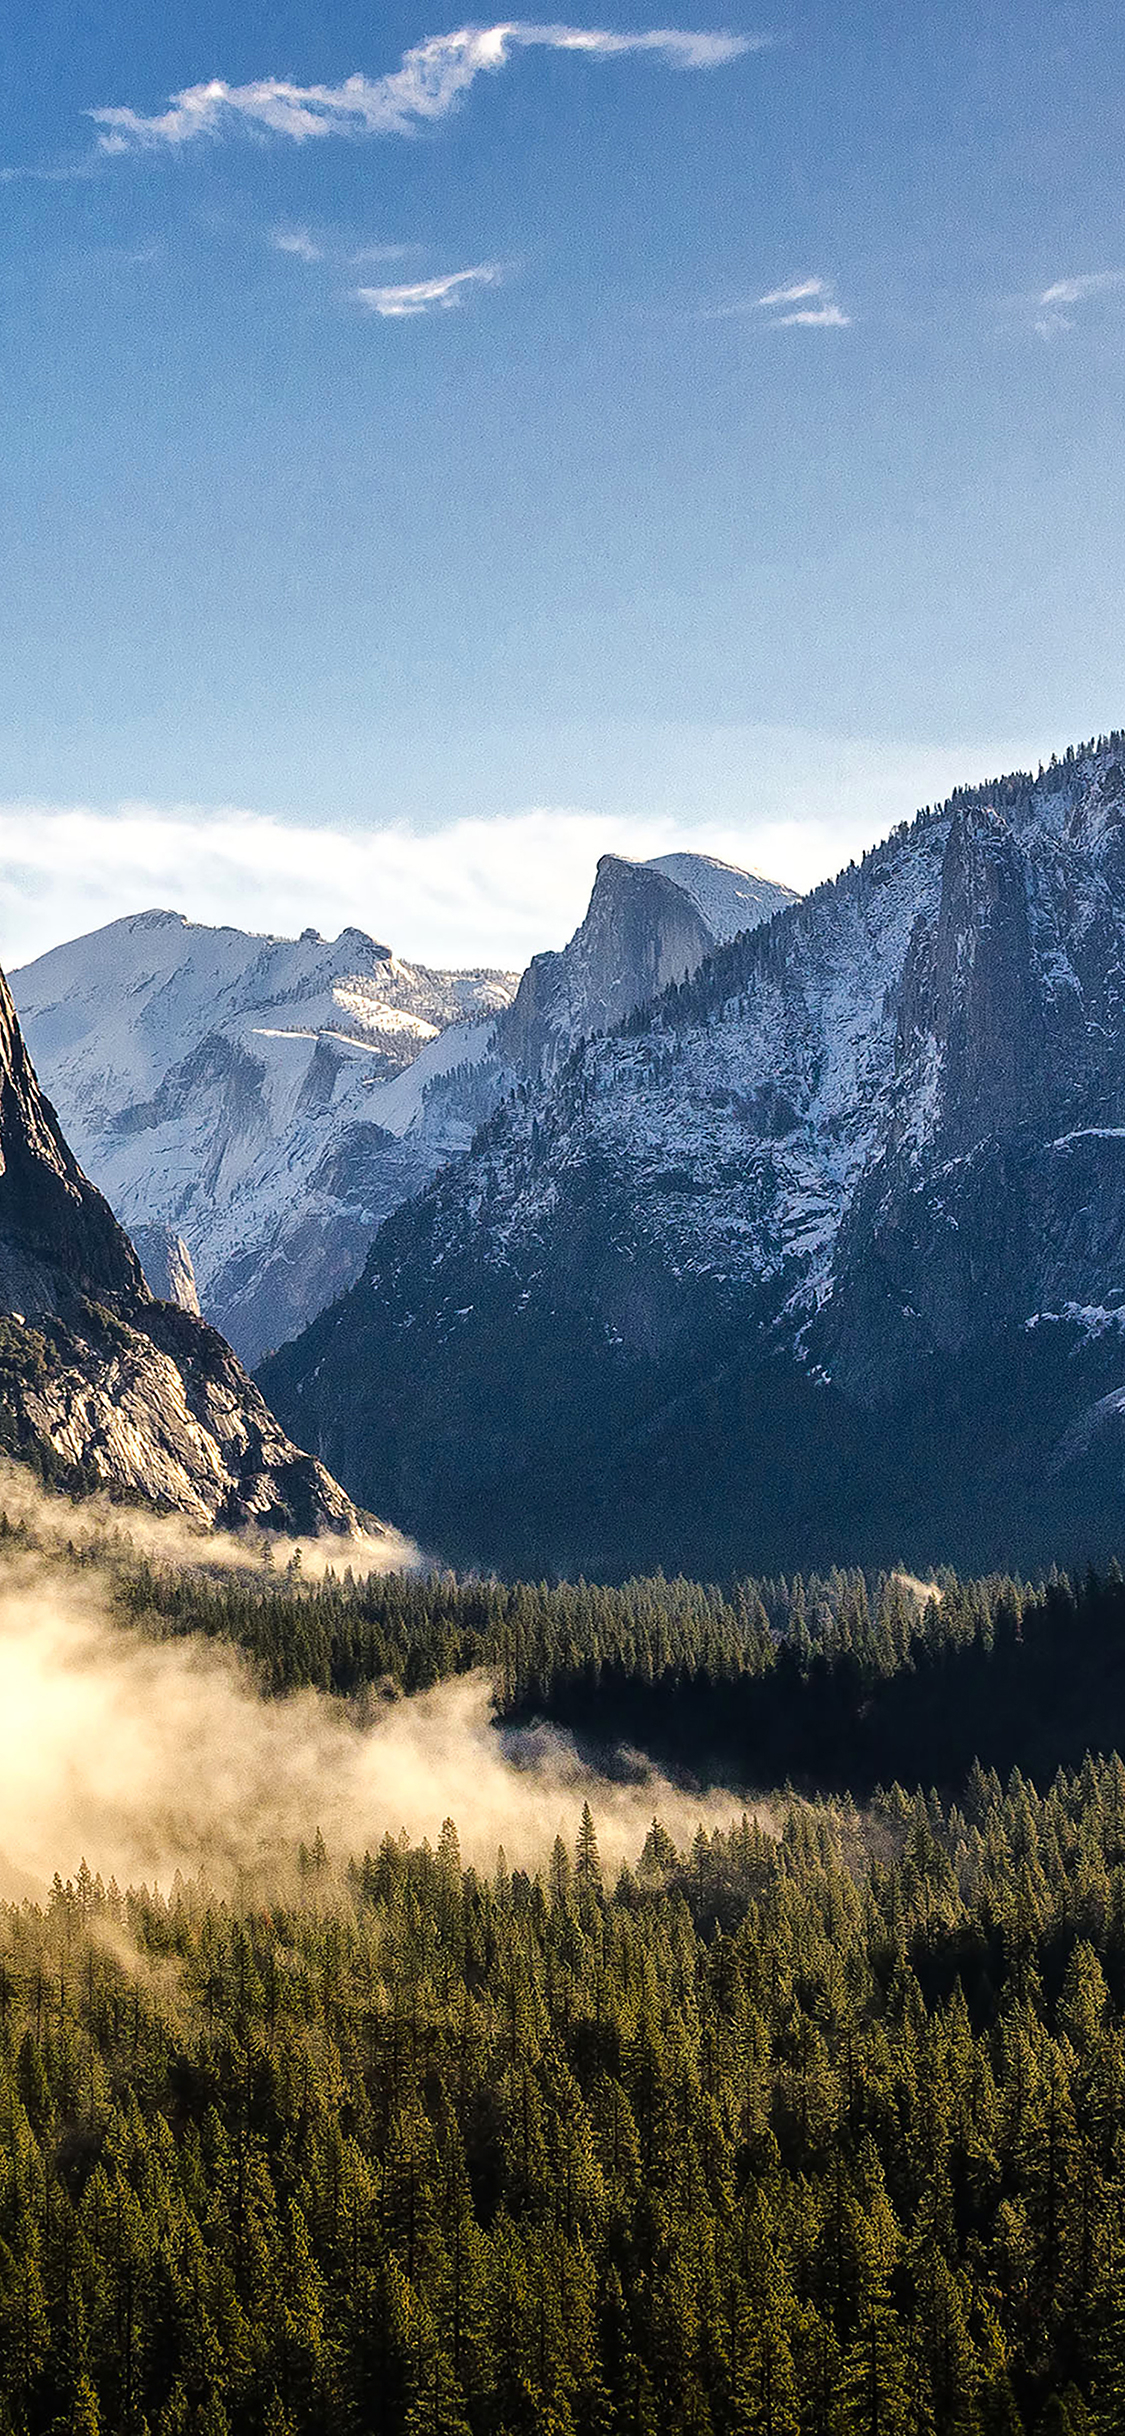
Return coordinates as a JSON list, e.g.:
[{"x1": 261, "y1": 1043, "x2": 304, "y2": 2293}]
[
  {"x1": 260, "y1": 731, "x2": 1125, "y2": 1576},
  {"x1": 13, "y1": 850, "x2": 794, "y2": 1364}
]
